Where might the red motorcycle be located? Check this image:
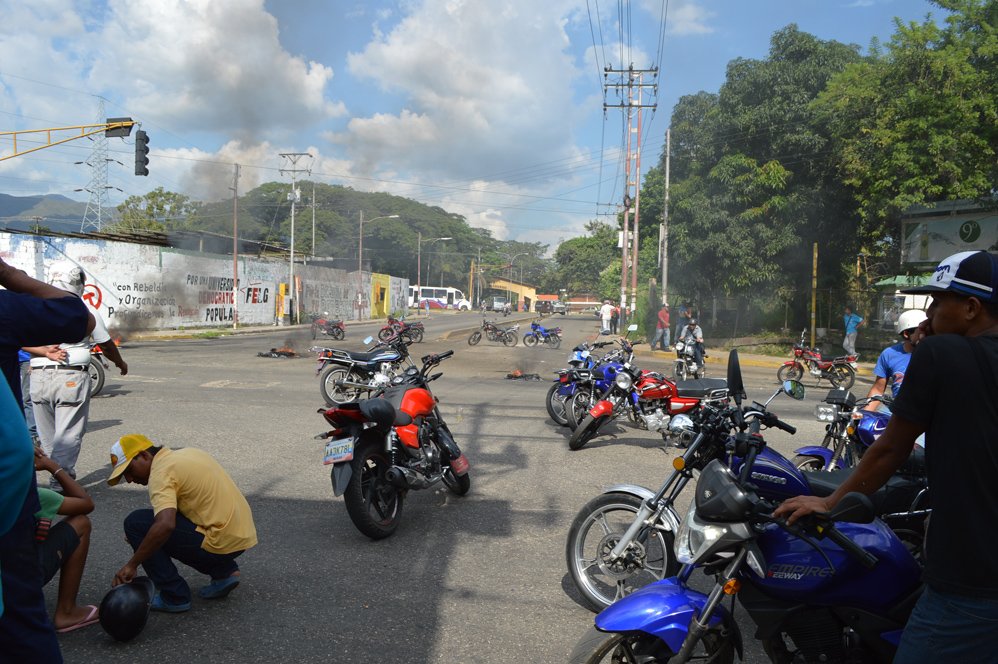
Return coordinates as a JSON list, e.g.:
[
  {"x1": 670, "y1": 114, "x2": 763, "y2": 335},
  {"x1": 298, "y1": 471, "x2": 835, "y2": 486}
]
[
  {"x1": 316, "y1": 350, "x2": 470, "y2": 539},
  {"x1": 777, "y1": 328, "x2": 857, "y2": 389},
  {"x1": 310, "y1": 312, "x2": 345, "y2": 341},
  {"x1": 568, "y1": 335, "x2": 729, "y2": 450},
  {"x1": 378, "y1": 315, "x2": 424, "y2": 343}
]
